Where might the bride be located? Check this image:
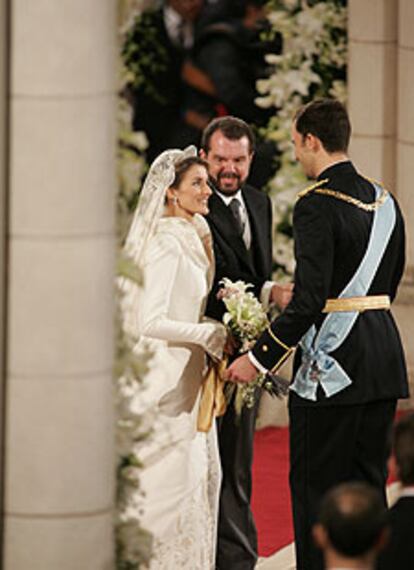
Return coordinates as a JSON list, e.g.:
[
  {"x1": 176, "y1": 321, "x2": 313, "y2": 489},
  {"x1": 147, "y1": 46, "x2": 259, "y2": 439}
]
[{"x1": 121, "y1": 146, "x2": 227, "y2": 568}]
